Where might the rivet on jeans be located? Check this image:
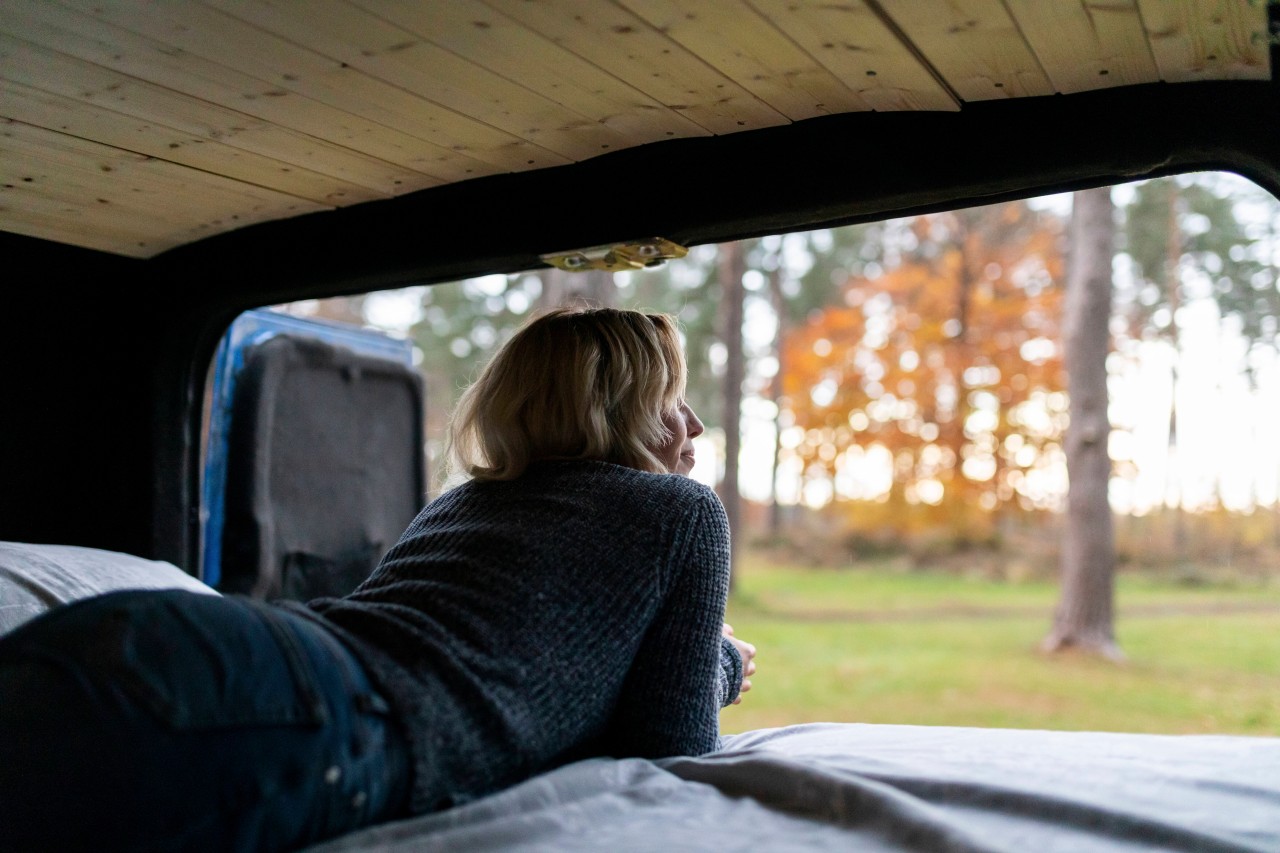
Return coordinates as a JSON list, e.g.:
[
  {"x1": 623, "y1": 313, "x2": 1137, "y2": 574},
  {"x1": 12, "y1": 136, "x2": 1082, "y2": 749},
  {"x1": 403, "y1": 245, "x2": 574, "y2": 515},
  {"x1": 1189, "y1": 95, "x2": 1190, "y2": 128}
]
[
  {"x1": 324, "y1": 766, "x2": 341, "y2": 785},
  {"x1": 351, "y1": 791, "x2": 367, "y2": 809}
]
